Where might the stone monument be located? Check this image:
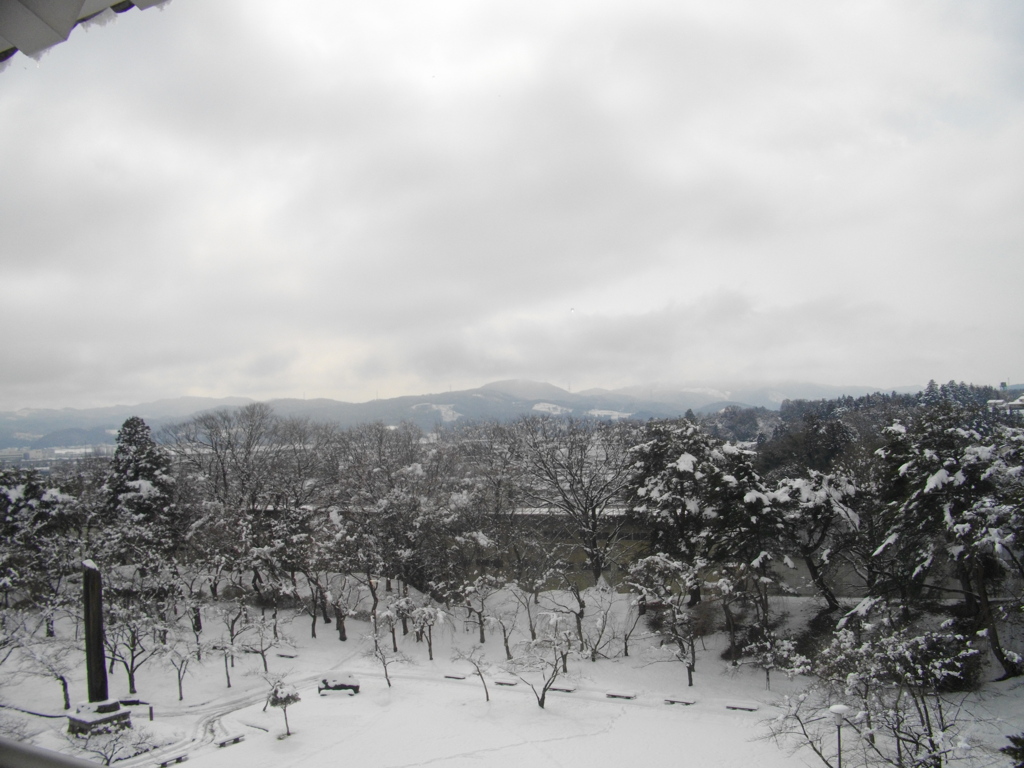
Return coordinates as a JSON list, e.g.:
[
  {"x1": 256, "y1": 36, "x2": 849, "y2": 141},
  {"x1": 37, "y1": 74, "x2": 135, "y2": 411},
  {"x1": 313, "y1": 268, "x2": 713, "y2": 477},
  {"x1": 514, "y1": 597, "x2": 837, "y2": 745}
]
[{"x1": 68, "y1": 560, "x2": 131, "y2": 734}]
